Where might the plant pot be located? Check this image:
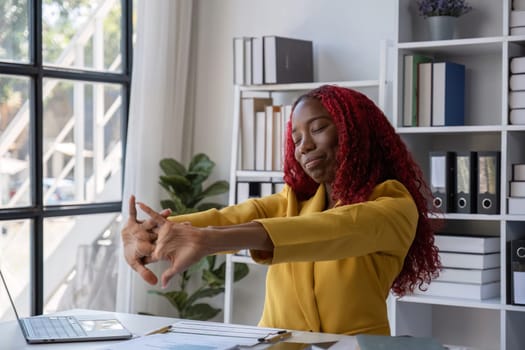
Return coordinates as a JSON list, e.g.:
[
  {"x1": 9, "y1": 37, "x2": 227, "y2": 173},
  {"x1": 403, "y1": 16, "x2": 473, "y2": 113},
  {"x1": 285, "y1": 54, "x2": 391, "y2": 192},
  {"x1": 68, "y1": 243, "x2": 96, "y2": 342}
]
[{"x1": 427, "y1": 15, "x2": 457, "y2": 41}]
